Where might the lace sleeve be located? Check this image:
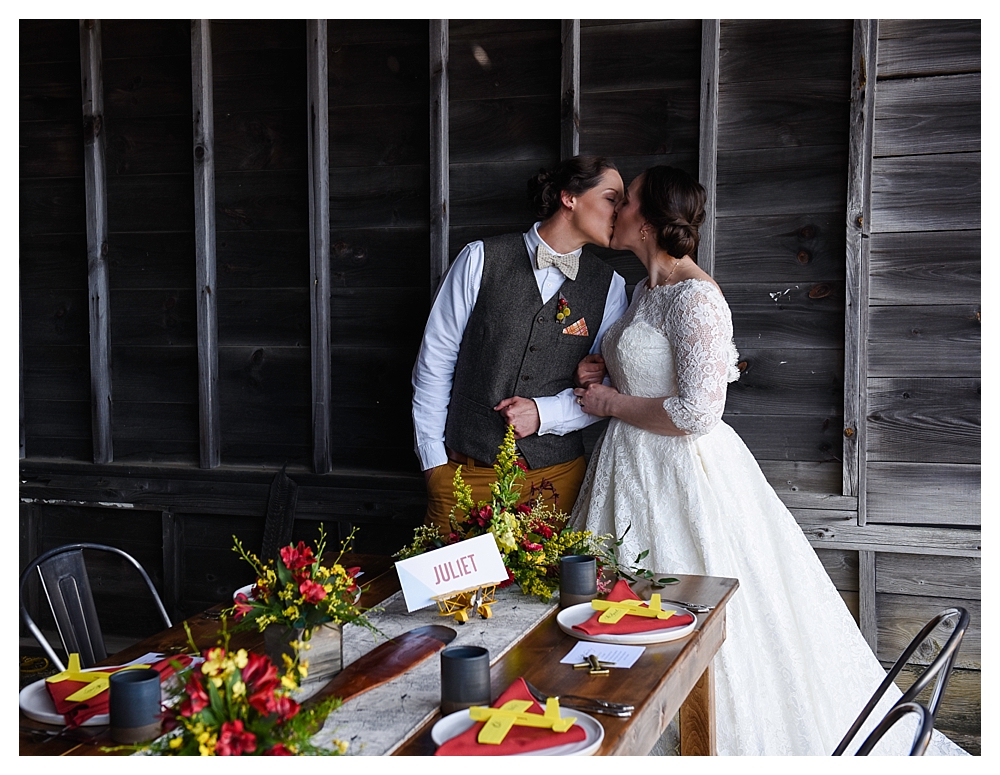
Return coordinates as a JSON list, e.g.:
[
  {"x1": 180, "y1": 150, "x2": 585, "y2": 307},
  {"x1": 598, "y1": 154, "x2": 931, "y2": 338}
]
[{"x1": 660, "y1": 281, "x2": 740, "y2": 437}]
